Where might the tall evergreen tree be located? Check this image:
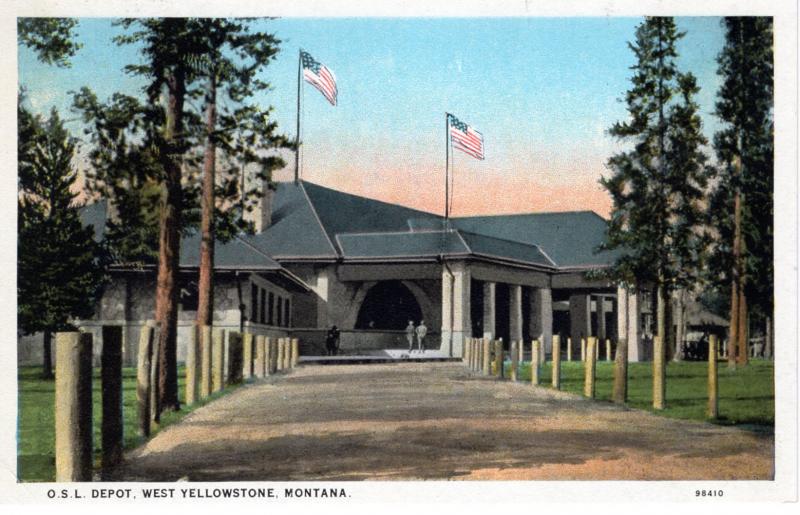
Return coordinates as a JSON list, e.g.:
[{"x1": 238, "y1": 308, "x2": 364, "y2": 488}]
[
  {"x1": 708, "y1": 17, "x2": 774, "y2": 366},
  {"x1": 18, "y1": 104, "x2": 106, "y2": 378},
  {"x1": 601, "y1": 17, "x2": 708, "y2": 408}
]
